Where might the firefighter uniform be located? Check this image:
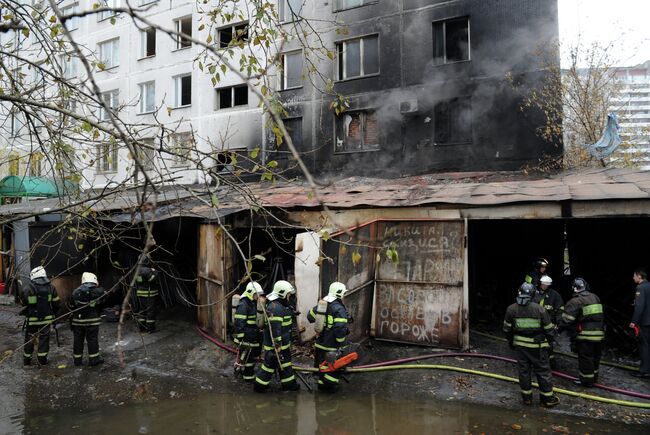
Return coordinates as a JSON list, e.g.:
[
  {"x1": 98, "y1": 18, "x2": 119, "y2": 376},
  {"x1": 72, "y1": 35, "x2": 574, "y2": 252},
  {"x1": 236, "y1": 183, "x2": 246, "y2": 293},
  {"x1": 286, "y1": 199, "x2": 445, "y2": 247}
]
[
  {"x1": 559, "y1": 280, "x2": 605, "y2": 386},
  {"x1": 632, "y1": 278, "x2": 650, "y2": 376},
  {"x1": 21, "y1": 270, "x2": 60, "y2": 366},
  {"x1": 234, "y1": 292, "x2": 262, "y2": 381},
  {"x1": 307, "y1": 299, "x2": 350, "y2": 392},
  {"x1": 135, "y1": 266, "x2": 158, "y2": 332},
  {"x1": 70, "y1": 281, "x2": 106, "y2": 366},
  {"x1": 503, "y1": 283, "x2": 558, "y2": 406},
  {"x1": 533, "y1": 283, "x2": 564, "y2": 368},
  {"x1": 254, "y1": 282, "x2": 300, "y2": 392}
]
